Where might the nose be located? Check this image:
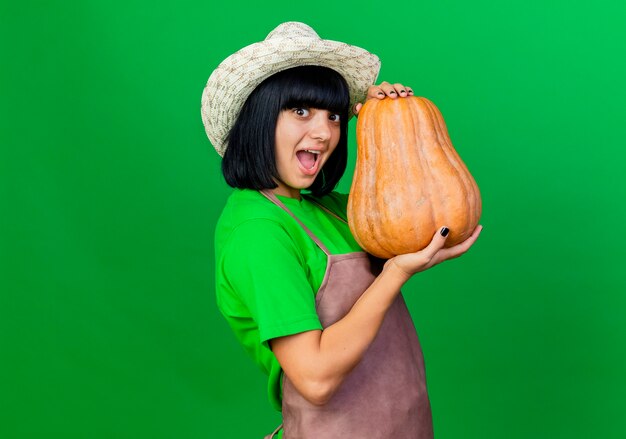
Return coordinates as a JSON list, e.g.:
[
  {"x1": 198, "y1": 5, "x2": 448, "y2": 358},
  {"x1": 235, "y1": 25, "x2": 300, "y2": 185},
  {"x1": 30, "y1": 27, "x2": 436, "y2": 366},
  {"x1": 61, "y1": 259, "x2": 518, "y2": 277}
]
[{"x1": 308, "y1": 111, "x2": 333, "y2": 142}]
